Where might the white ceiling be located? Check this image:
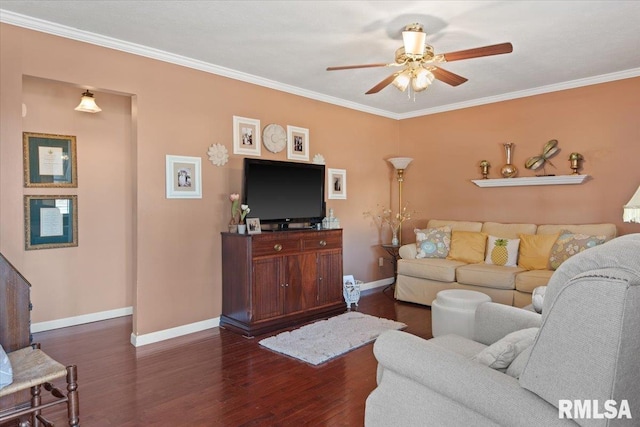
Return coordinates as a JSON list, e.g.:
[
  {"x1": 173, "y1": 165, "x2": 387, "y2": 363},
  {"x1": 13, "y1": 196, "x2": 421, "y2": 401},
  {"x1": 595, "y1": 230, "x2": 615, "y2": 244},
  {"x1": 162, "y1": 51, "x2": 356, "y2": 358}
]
[{"x1": 2, "y1": 1, "x2": 640, "y2": 119}]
